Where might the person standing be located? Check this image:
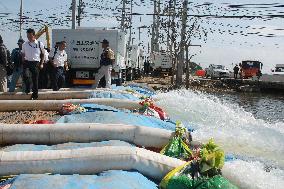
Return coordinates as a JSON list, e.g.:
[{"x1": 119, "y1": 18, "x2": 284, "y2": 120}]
[
  {"x1": 45, "y1": 42, "x2": 60, "y2": 89},
  {"x1": 21, "y1": 28, "x2": 45, "y2": 99},
  {"x1": 93, "y1": 39, "x2": 115, "y2": 88},
  {"x1": 49, "y1": 41, "x2": 68, "y2": 91},
  {"x1": 233, "y1": 64, "x2": 239, "y2": 79},
  {"x1": 9, "y1": 39, "x2": 25, "y2": 92},
  {"x1": 0, "y1": 35, "x2": 8, "y2": 92},
  {"x1": 38, "y1": 48, "x2": 50, "y2": 89}
]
